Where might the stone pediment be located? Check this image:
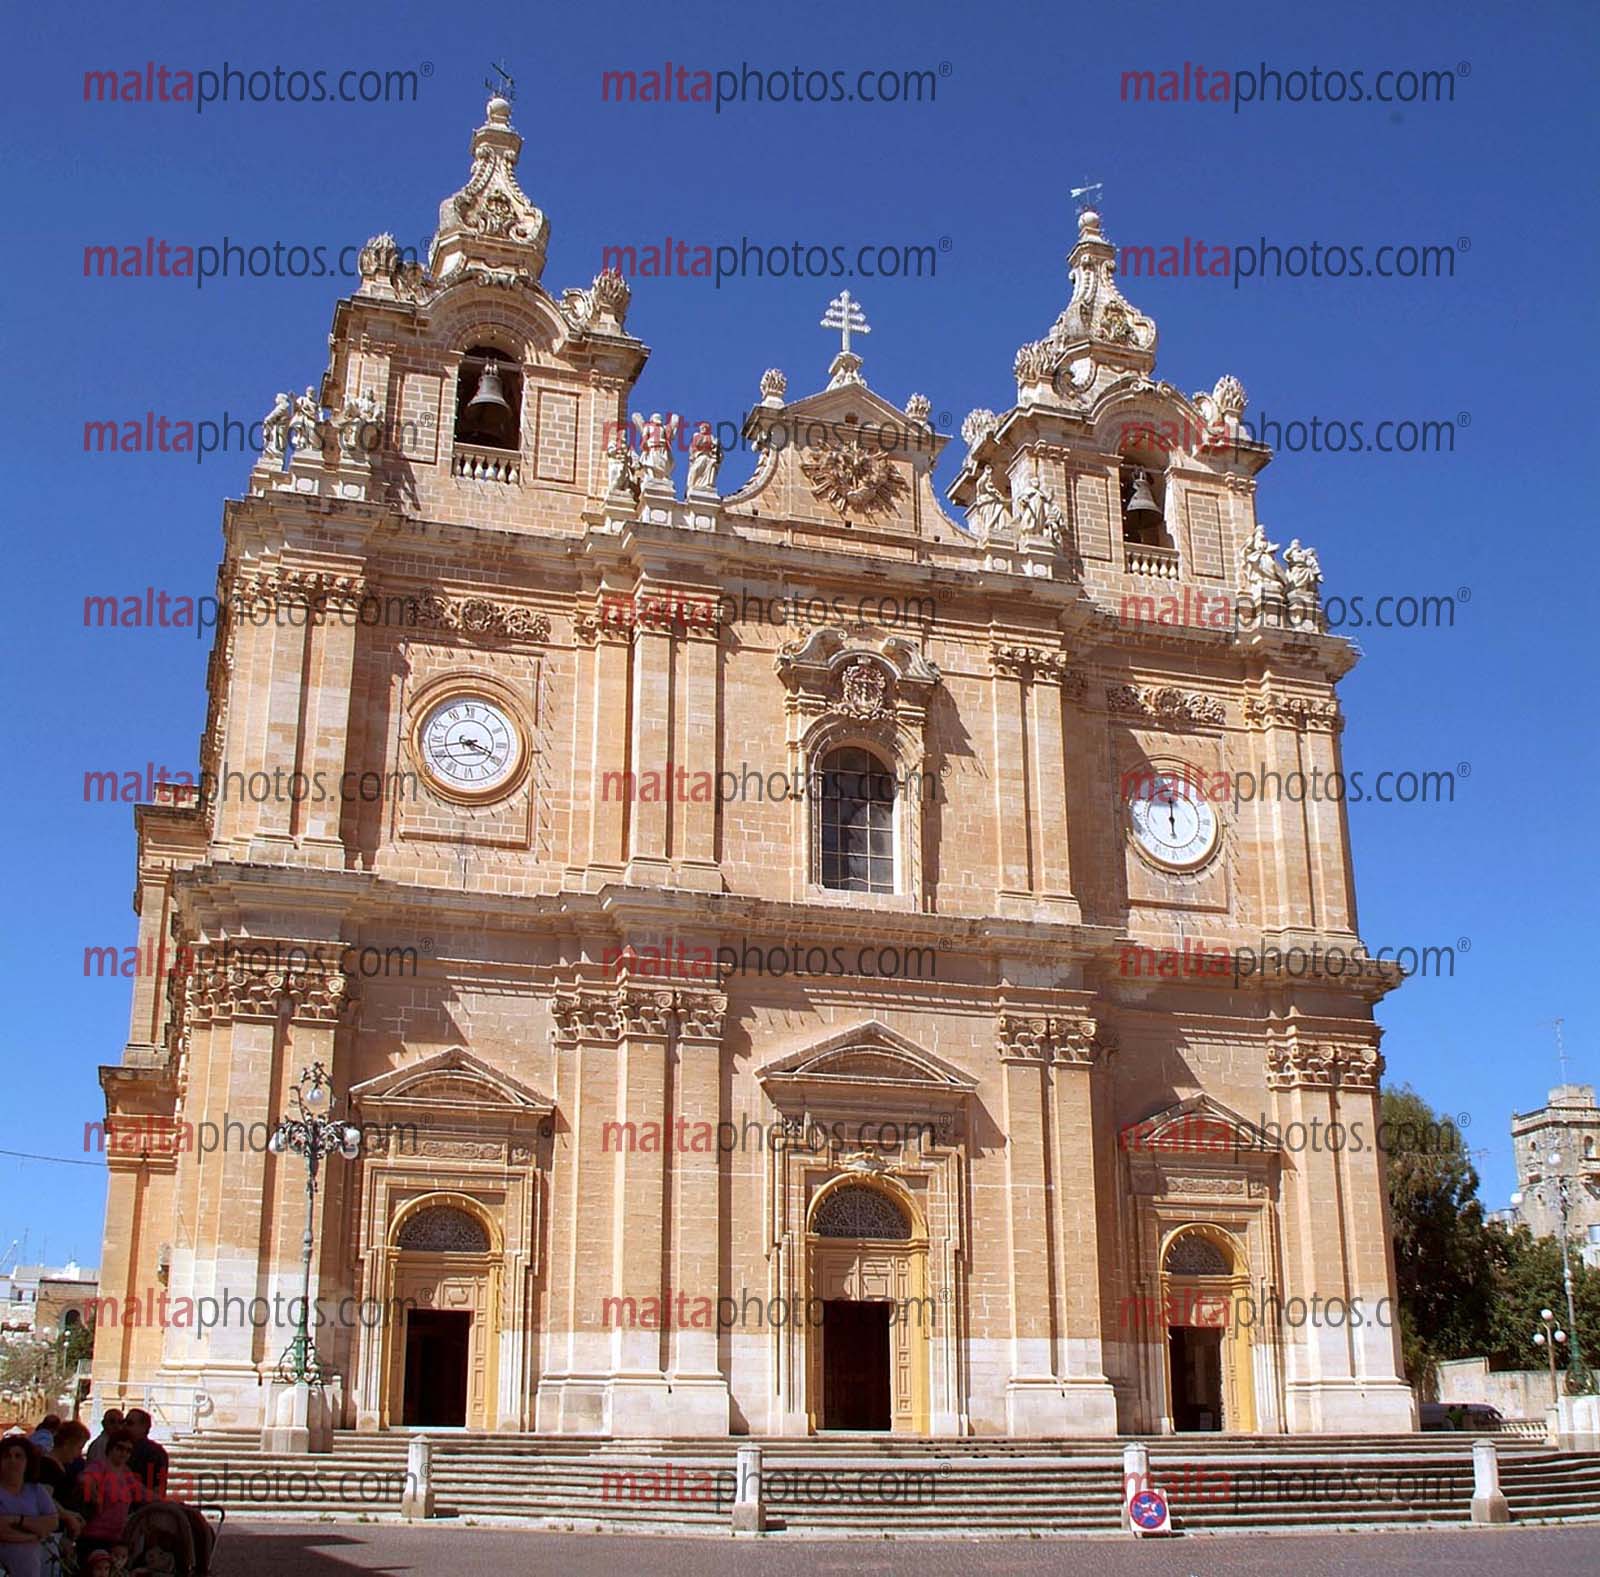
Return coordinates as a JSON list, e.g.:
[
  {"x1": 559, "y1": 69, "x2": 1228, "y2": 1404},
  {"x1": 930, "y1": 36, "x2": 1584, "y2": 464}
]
[
  {"x1": 728, "y1": 366, "x2": 961, "y2": 541},
  {"x1": 1120, "y1": 1094, "x2": 1276, "y2": 1155},
  {"x1": 758, "y1": 1021, "x2": 977, "y2": 1100},
  {"x1": 350, "y1": 1046, "x2": 553, "y2": 1118}
]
